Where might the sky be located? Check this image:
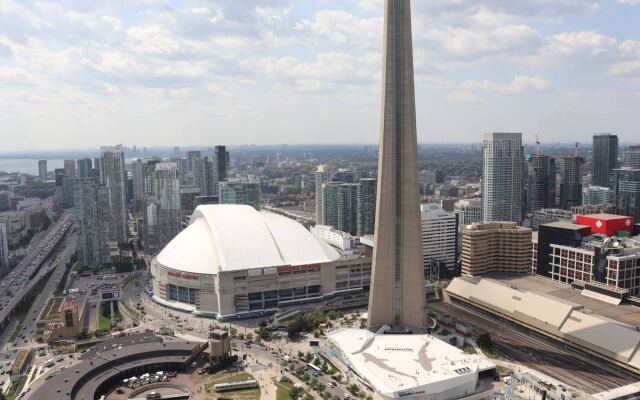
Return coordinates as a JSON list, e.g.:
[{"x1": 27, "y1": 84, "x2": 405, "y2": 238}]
[{"x1": 1, "y1": 0, "x2": 639, "y2": 151}]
